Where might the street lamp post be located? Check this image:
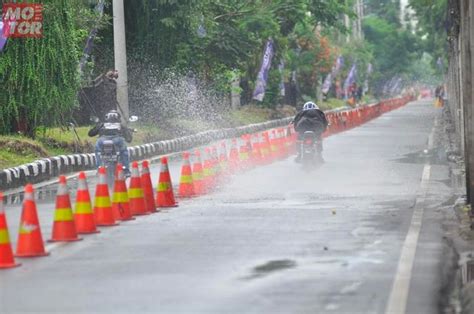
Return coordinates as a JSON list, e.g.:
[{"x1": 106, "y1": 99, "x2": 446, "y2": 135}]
[{"x1": 113, "y1": 0, "x2": 129, "y2": 123}]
